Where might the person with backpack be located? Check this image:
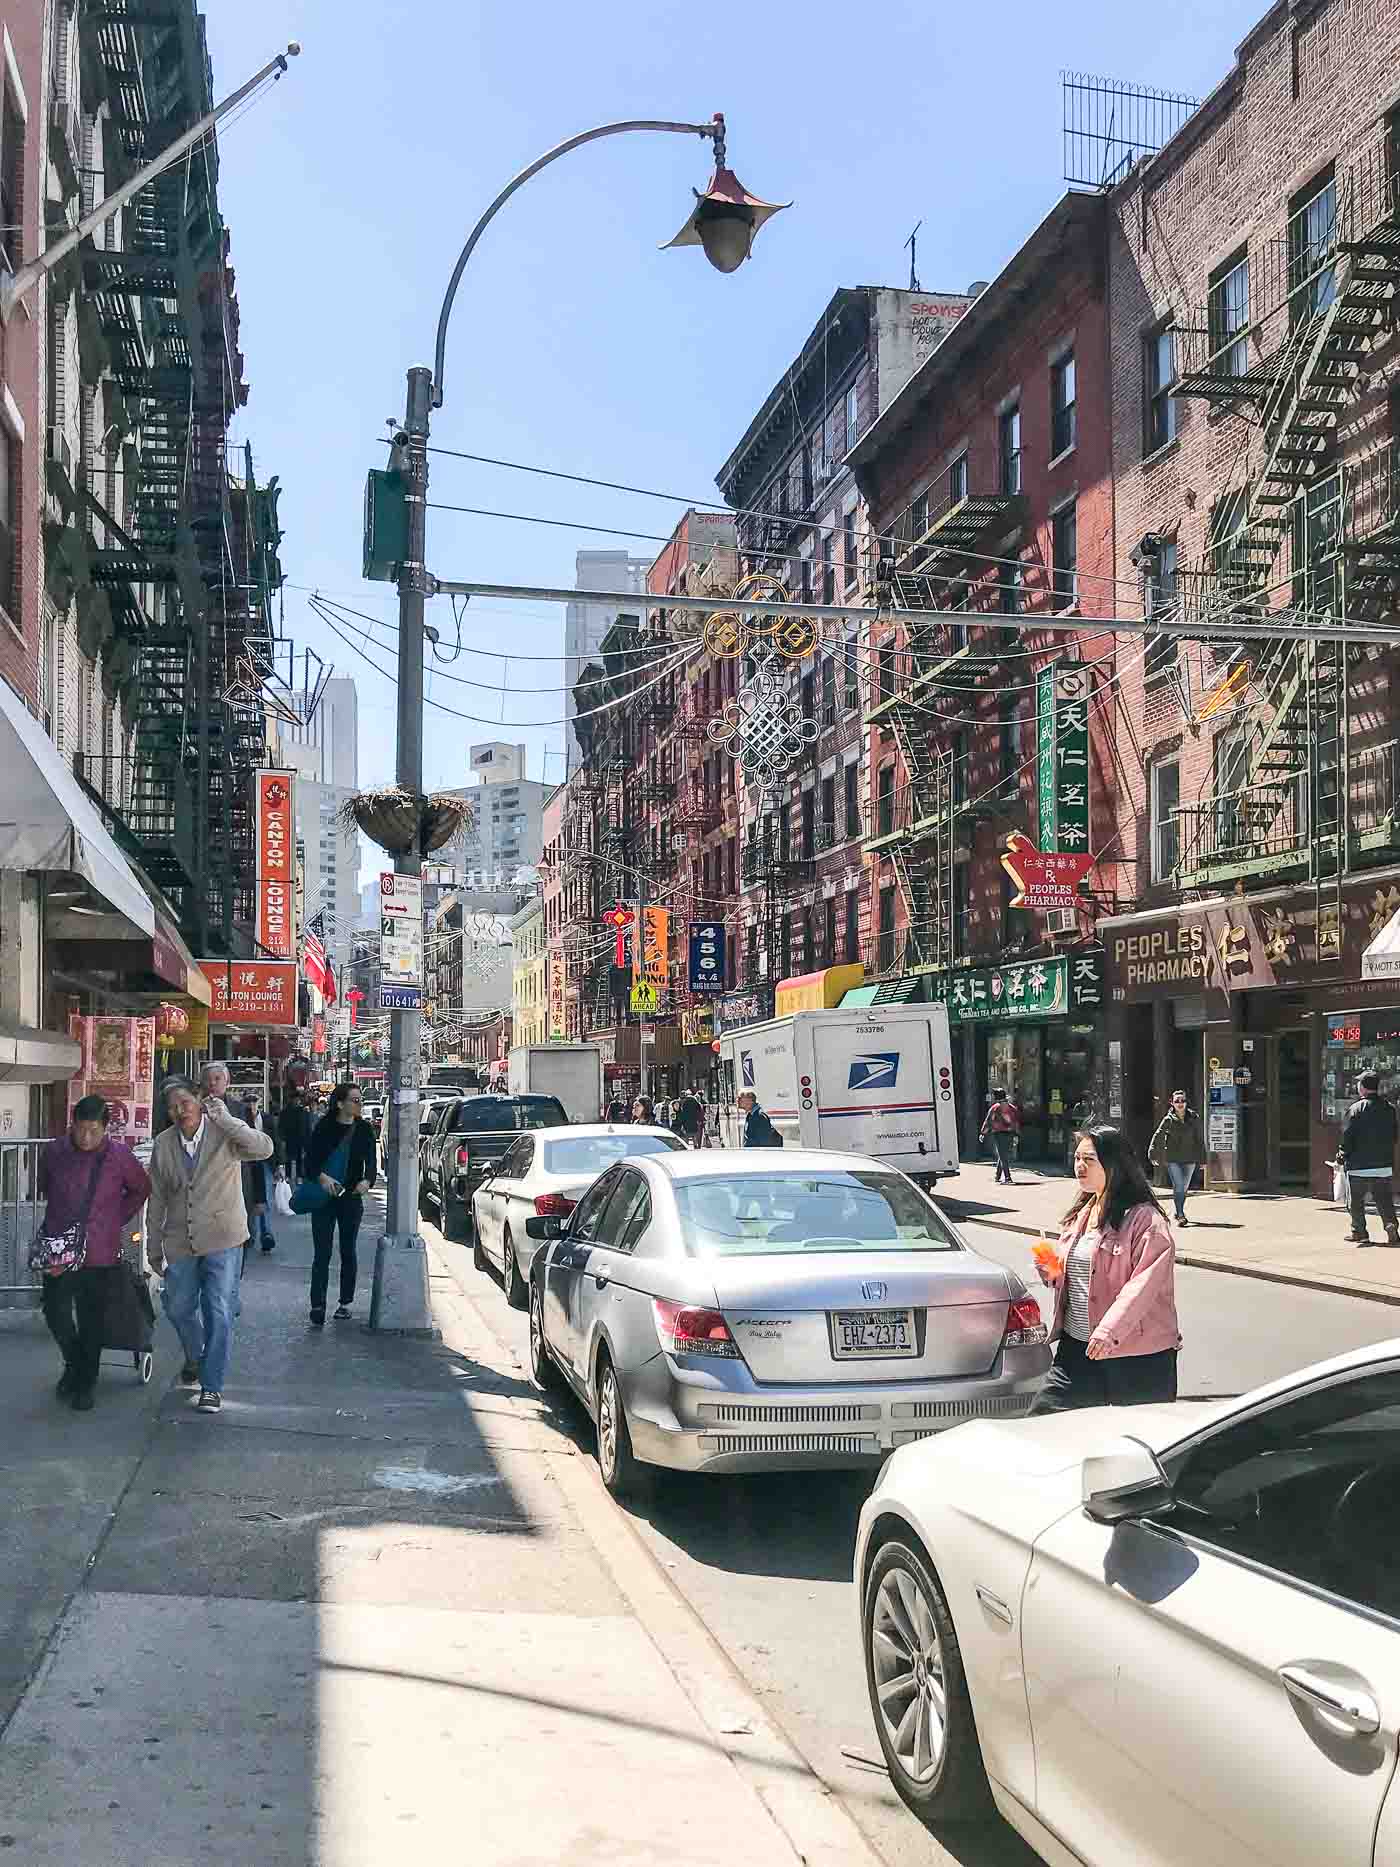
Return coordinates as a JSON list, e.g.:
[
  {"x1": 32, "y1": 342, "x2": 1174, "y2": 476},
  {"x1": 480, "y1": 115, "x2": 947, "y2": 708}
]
[
  {"x1": 738, "y1": 1090, "x2": 783, "y2": 1148},
  {"x1": 980, "y1": 1087, "x2": 1021, "y2": 1185},
  {"x1": 672, "y1": 1089, "x2": 705, "y2": 1148}
]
